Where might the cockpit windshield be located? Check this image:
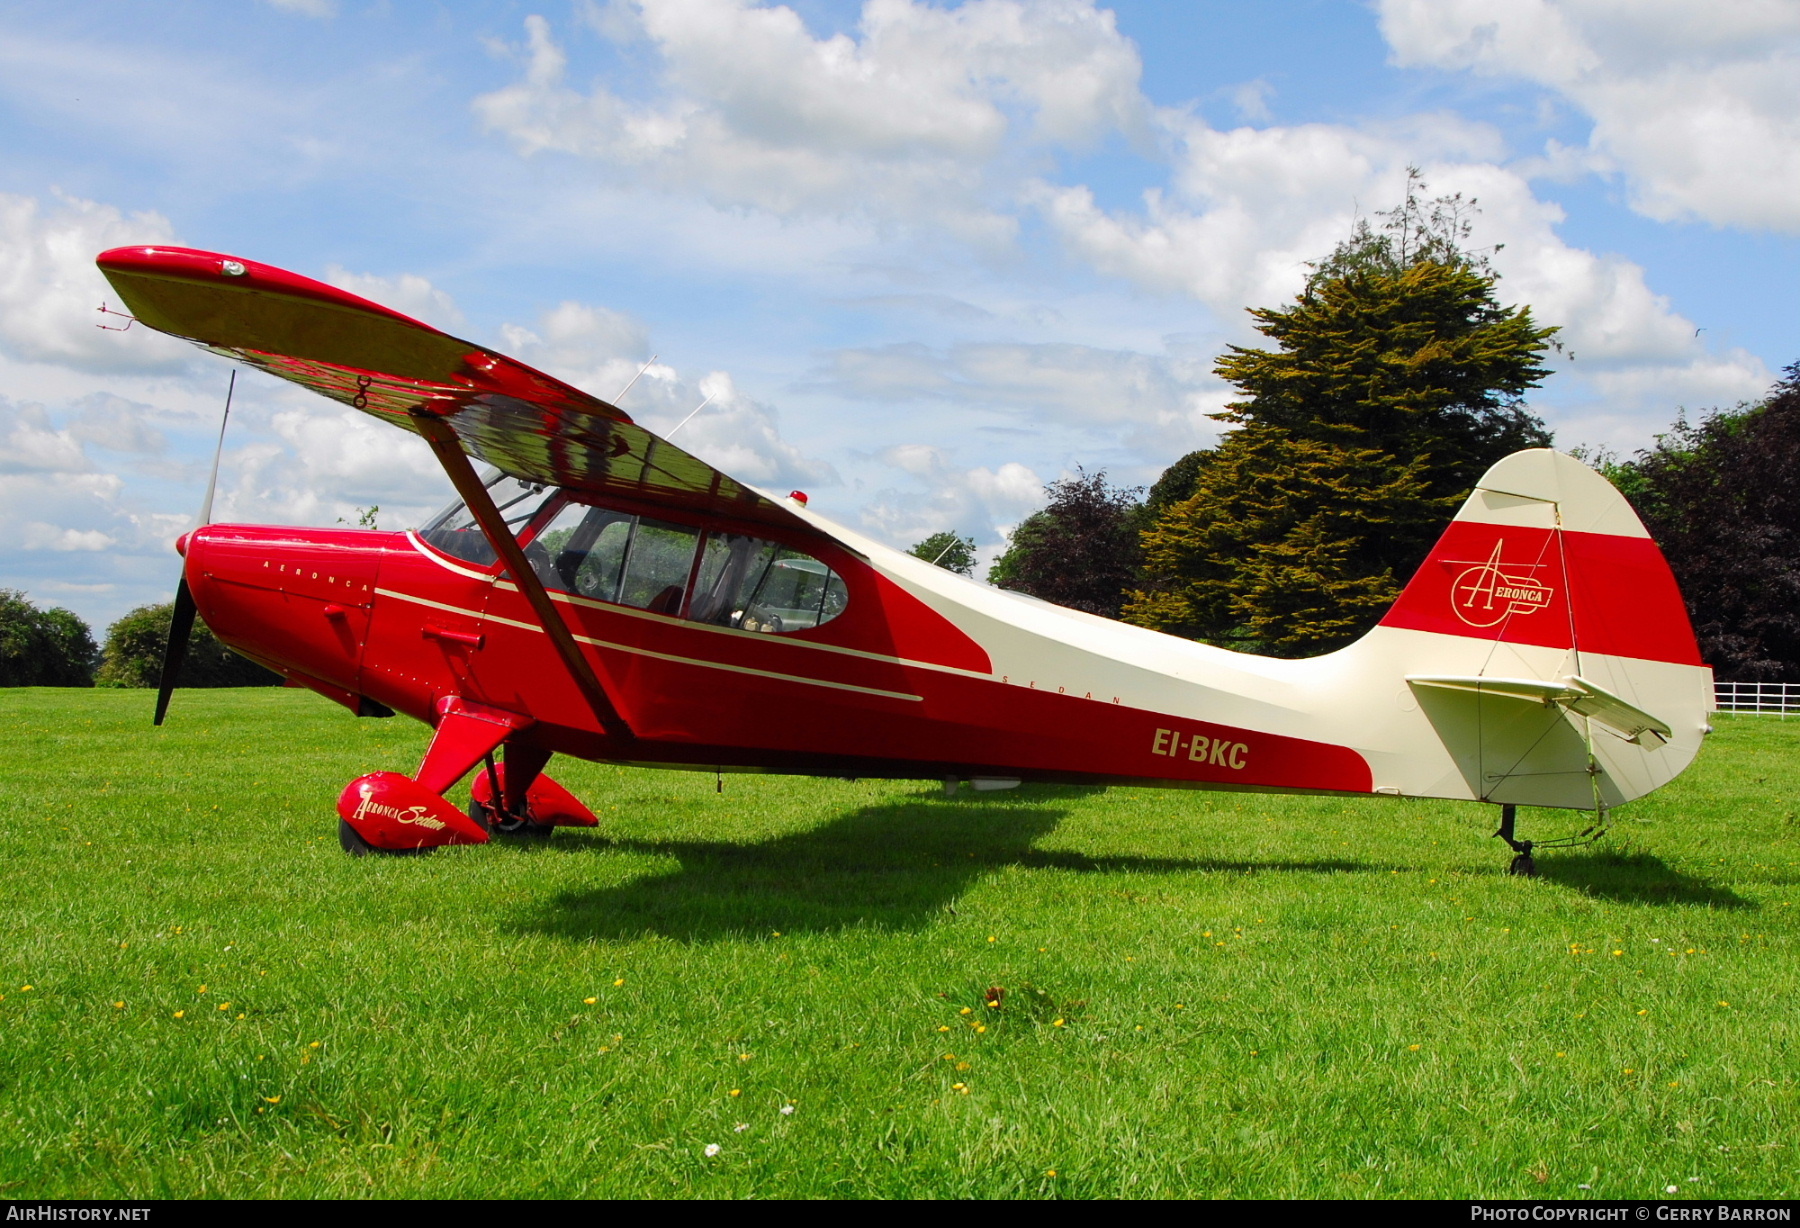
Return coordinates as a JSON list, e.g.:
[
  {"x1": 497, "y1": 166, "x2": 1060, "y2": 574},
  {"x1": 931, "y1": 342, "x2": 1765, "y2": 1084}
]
[{"x1": 417, "y1": 470, "x2": 558, "y2": 568}]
